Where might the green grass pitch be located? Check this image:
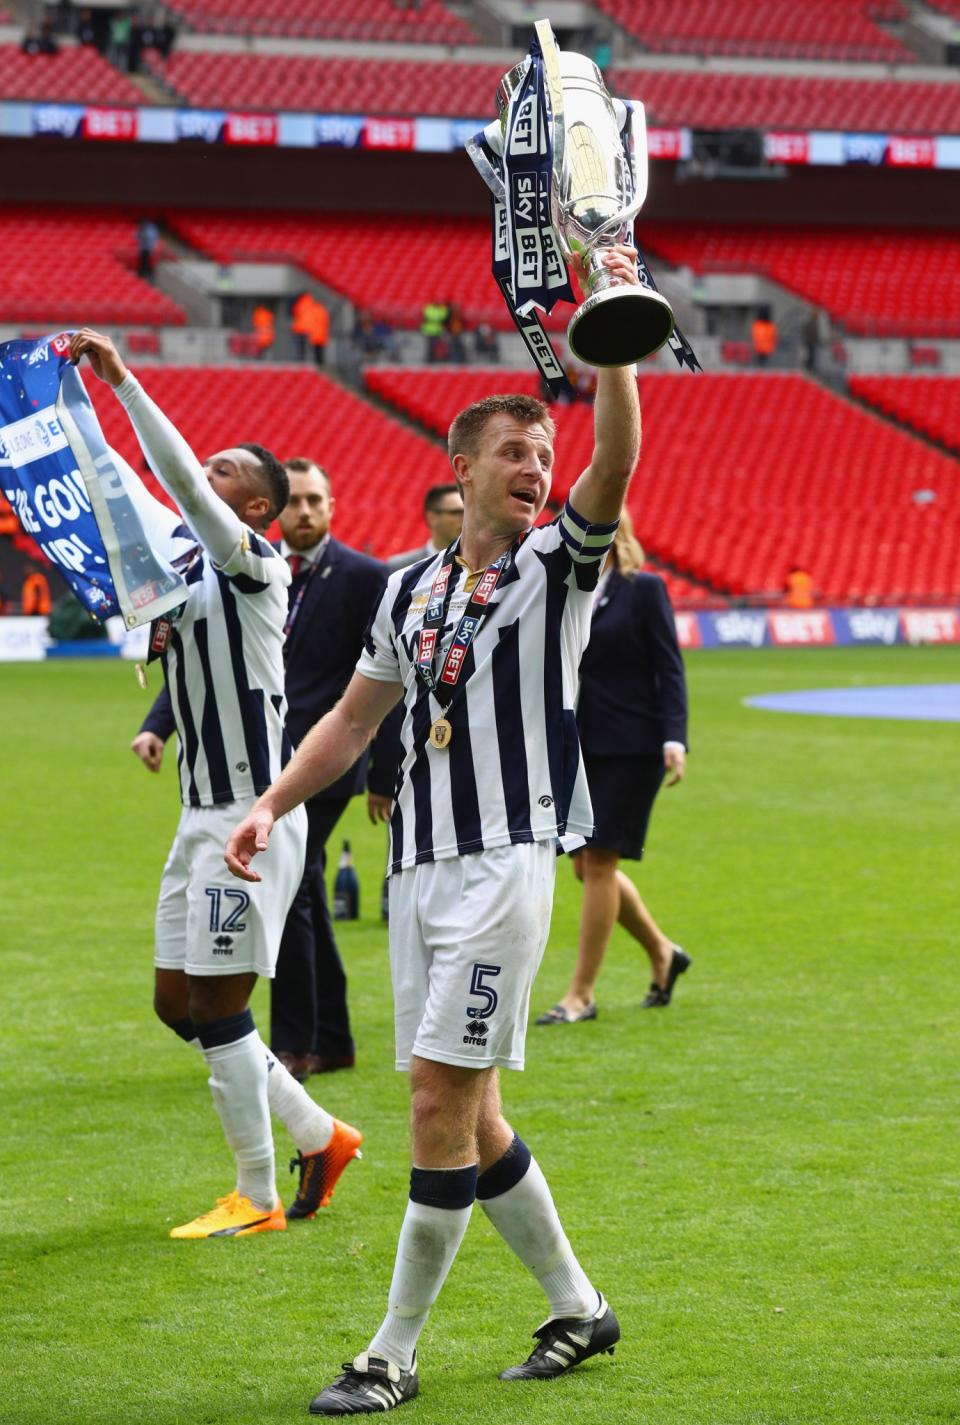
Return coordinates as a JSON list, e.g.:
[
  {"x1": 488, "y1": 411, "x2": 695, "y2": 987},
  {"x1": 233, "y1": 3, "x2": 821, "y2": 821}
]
[{"x1": 1, "y1": 647, "x2": 958, "y2": 1425}]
